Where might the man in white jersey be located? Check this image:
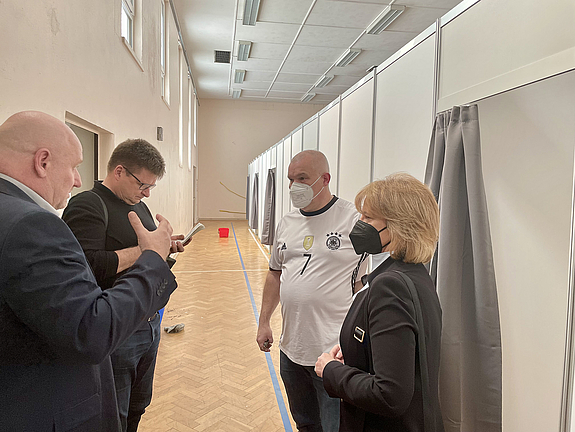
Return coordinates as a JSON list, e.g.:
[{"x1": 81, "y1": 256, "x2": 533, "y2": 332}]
[{"x1": 256, "y1": 150, "x2": 365, "y2": 432}]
